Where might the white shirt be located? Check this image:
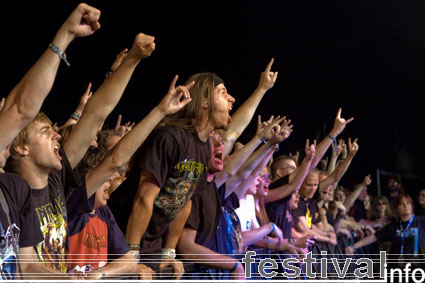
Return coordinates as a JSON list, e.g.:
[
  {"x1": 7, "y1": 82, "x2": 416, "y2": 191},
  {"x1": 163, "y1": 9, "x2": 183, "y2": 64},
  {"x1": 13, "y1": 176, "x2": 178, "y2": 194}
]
[{"x1": 235, "y1": 194, "x2": 260, "y2": 232}]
